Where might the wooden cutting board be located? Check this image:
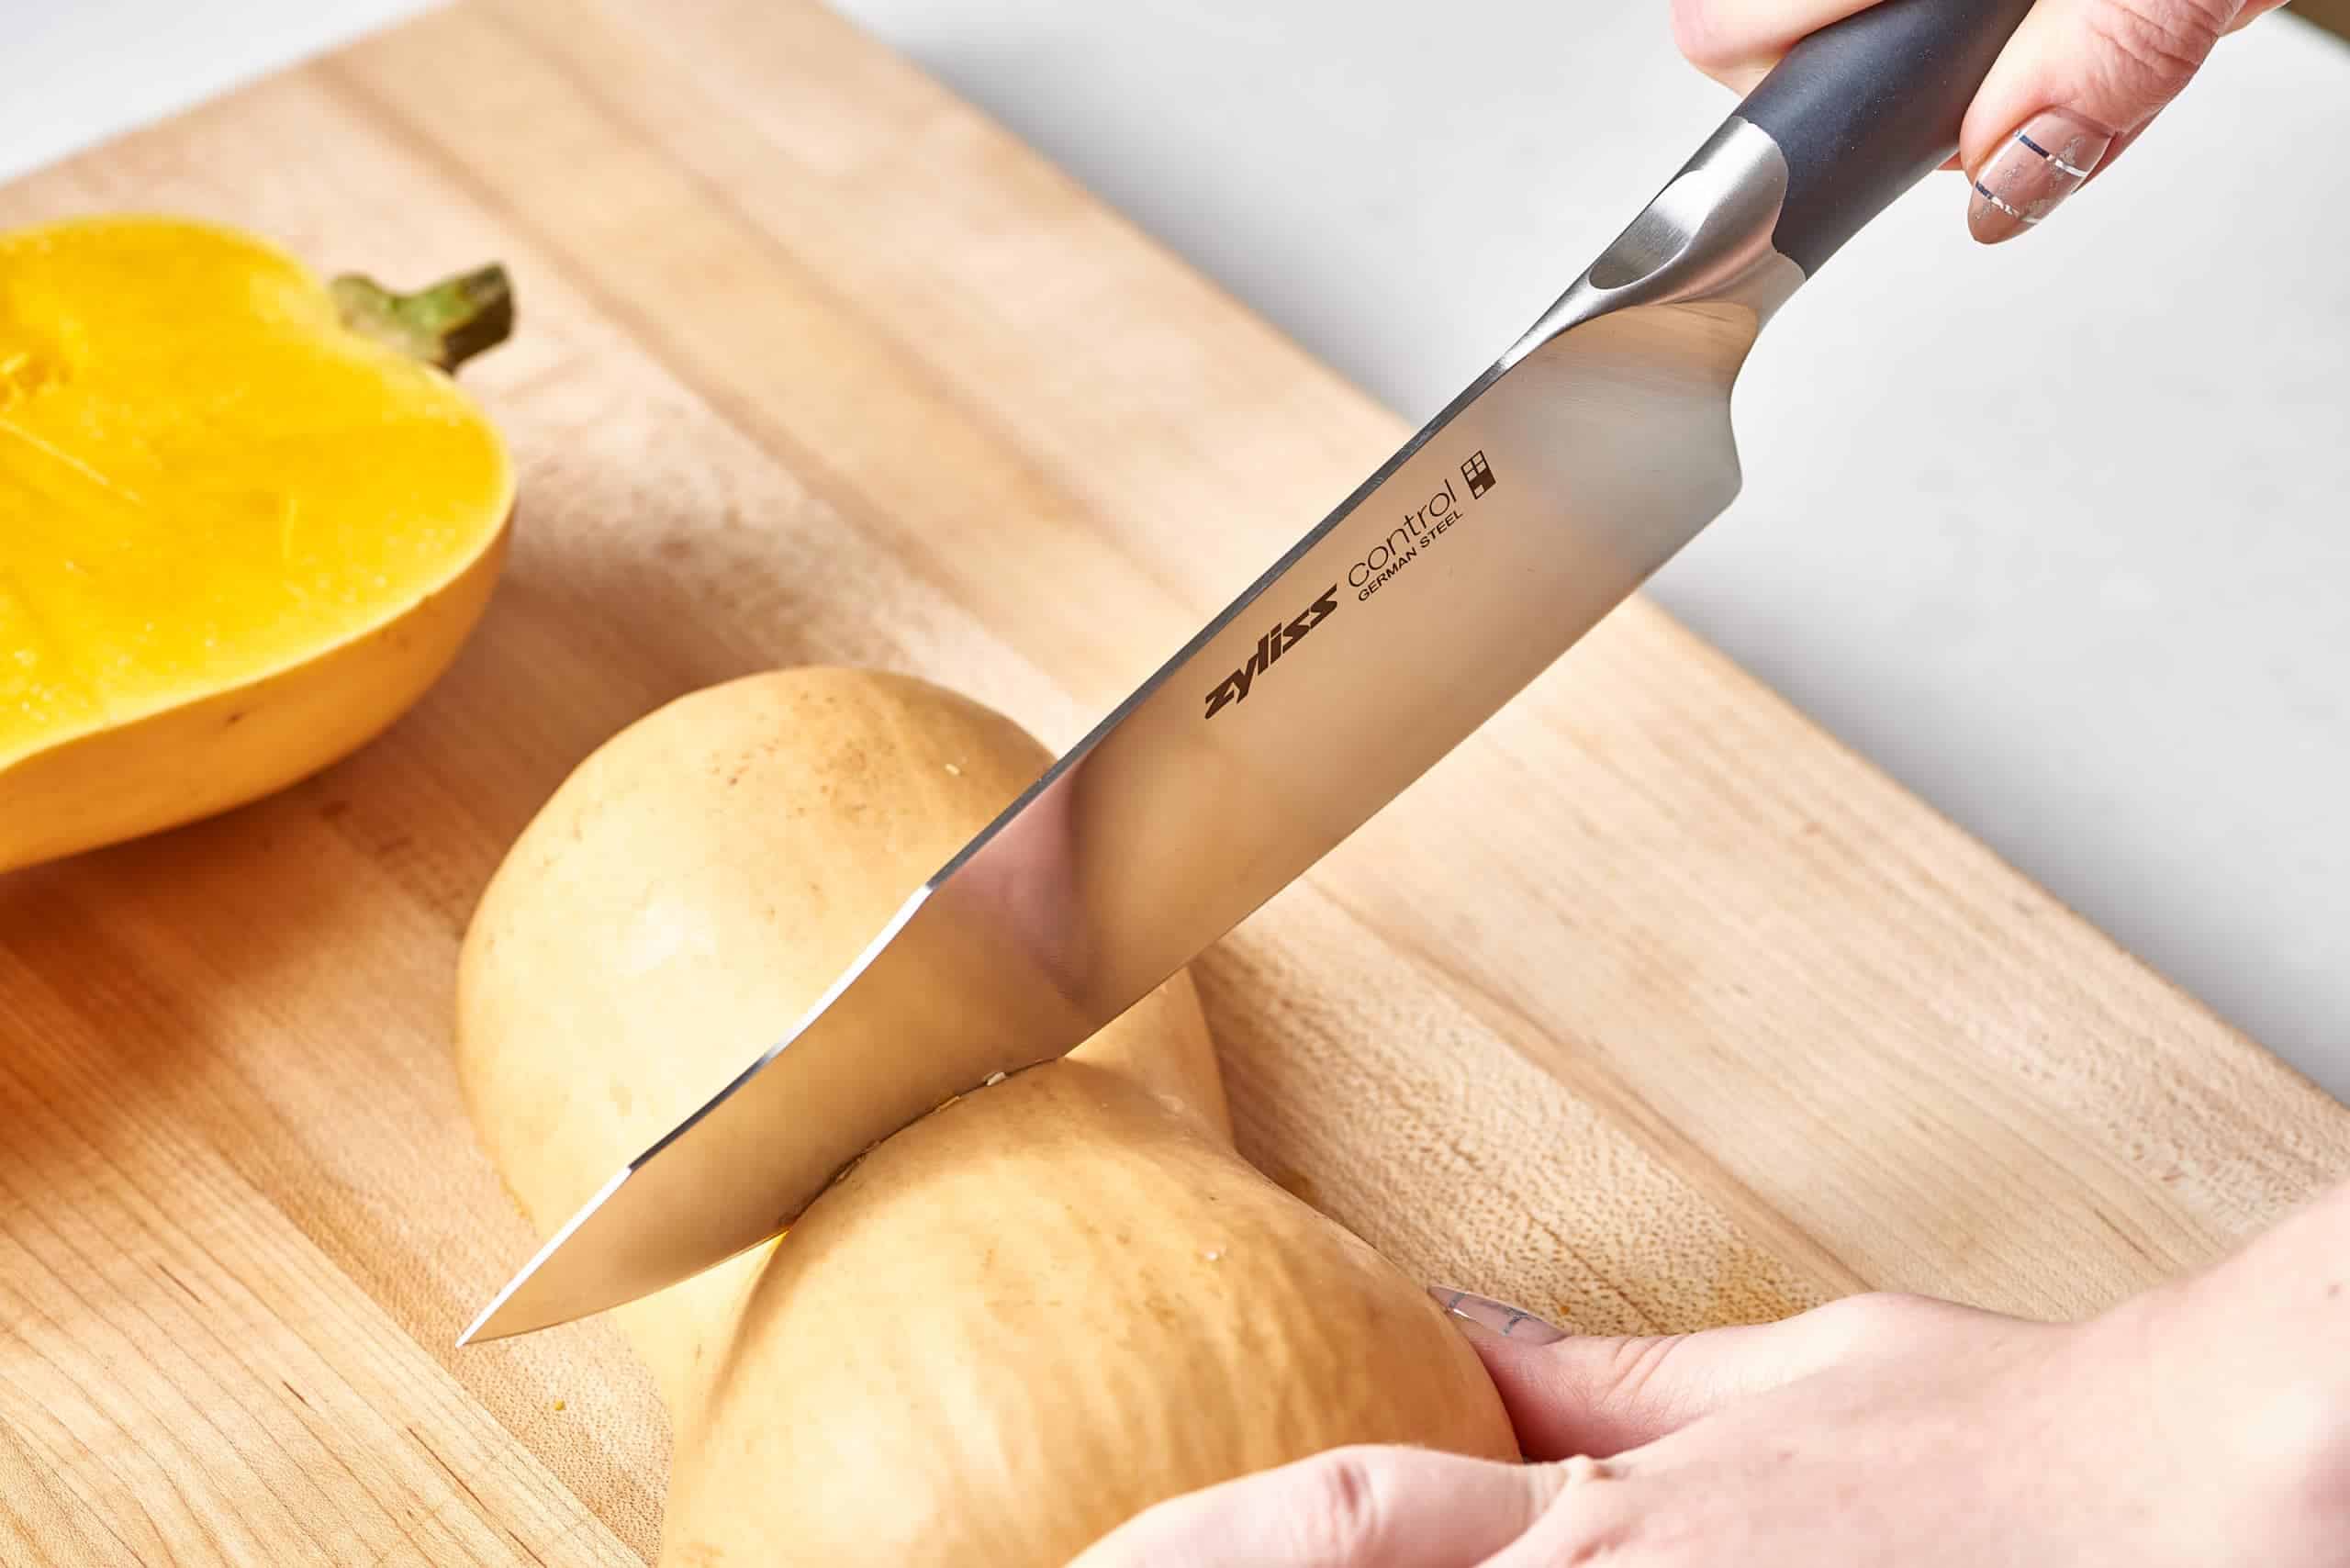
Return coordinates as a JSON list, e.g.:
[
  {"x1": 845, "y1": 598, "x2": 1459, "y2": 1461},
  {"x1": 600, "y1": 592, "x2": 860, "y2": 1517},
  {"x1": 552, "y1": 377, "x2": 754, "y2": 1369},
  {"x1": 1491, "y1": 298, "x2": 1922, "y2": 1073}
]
[{"x1": 3, "y1": 1, "x2": 2344, "y2": 1562}]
